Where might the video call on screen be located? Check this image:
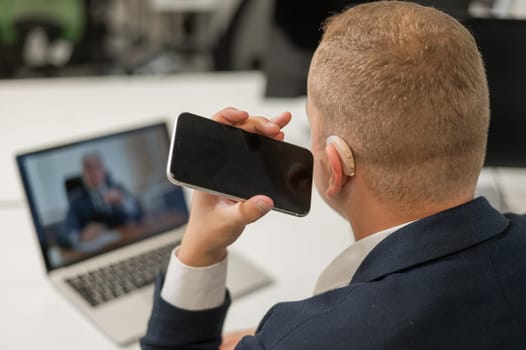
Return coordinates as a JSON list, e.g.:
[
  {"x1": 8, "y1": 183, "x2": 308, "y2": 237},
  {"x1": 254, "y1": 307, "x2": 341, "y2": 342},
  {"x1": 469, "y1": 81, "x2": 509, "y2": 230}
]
[{"x1": 19, "y1": 125, "x2": 188, "y2": 269}]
